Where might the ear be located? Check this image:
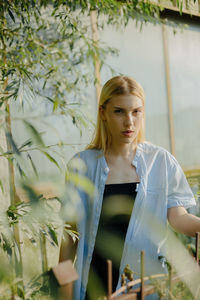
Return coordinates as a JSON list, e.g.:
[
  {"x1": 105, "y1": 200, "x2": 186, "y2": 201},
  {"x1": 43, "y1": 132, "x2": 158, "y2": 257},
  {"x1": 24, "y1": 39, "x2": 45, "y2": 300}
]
[{"x1": 99, "y1": 105, "x2": 107, "y2": 121}]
